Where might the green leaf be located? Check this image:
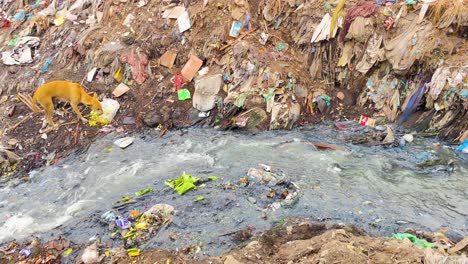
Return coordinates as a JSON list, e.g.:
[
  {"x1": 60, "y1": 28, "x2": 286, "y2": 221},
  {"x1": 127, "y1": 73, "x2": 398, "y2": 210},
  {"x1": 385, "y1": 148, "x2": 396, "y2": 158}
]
[
  {"x1": 63, "y1": 248, "x2": 73, "y2": 257},
  {"x1": 120, "y1": 196, "x2": 132, "y2": 202},
  {"x1": 195, "y1": 196, "x2": 204, "y2": 202},
  {"x1": 165, "y1": 173, "x2": 200, "y2": 195},
  {"x1": 135, "y1": 188, "x2": 154, "y2": 197},
  {"x1": 207, "y1": 176, "x2": 218, "y2": 181}
]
